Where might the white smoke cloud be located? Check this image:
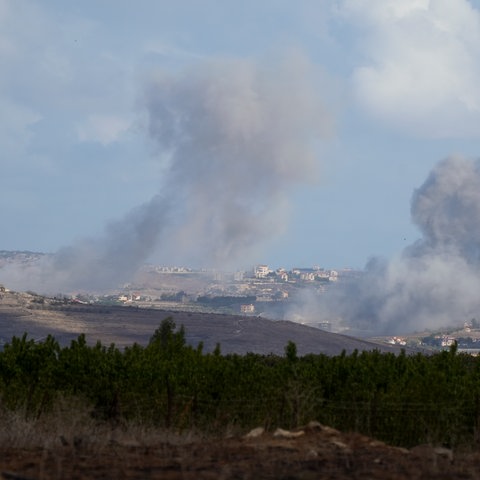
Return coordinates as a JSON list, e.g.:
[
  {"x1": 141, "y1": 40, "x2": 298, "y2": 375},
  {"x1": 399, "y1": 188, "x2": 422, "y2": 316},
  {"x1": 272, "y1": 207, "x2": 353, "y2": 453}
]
[
  {"x1": 339, "y1": 0, "x2": 480, "y2": 137},
  {"x1": 0, "y1": 53, "x2": 331, "y2": 293},
  {"x1": 327, "y1": 156, "x2": 480, "y2": 334}
]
